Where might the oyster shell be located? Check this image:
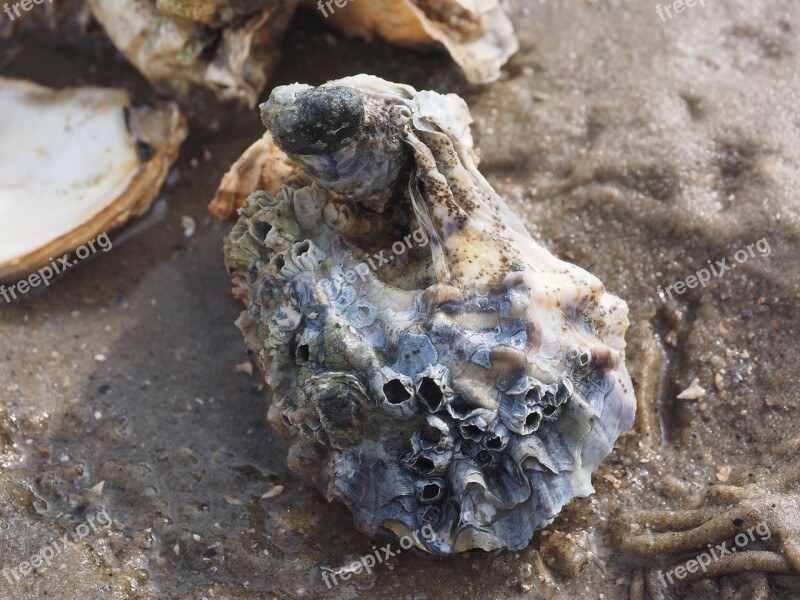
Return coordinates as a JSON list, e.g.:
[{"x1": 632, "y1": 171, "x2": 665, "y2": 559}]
[
  {"x1": 0, "y1": 0, "x2": 89, "y2": 40},
  {"x1": 209, "y1": 131, "x2": 299, "y2": 221},
  {"x1": 0, "y1": 77, "x2": 186, "y2": 281},
  {"x1": 86, "y1": 0, "x2": 516, "y2": 108},
  {"x1": 223, "y1": 75, "x2": 636, "y2": 554},
  {"x1": 87, "y1": 0, "x2": 295, "y2": 109},
  {"x1": 304, "y1": 0, "x2": 519, "y2": 84}
]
